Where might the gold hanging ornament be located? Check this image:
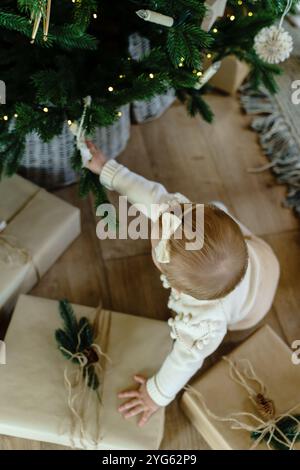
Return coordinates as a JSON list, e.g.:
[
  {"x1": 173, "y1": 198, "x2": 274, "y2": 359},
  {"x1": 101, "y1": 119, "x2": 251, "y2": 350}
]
[{"x1": 30, "y1": 0, "x2": 52, "y2": 44}]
